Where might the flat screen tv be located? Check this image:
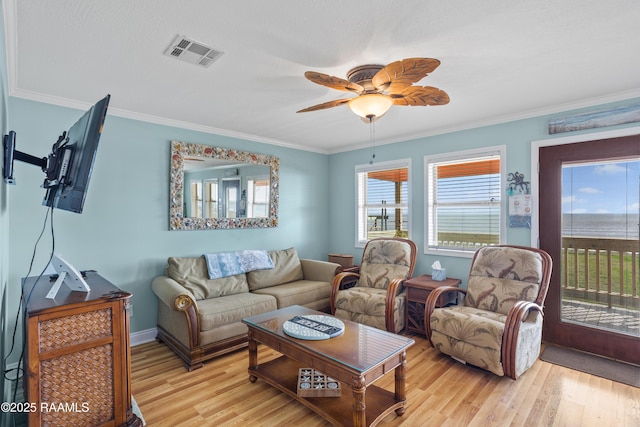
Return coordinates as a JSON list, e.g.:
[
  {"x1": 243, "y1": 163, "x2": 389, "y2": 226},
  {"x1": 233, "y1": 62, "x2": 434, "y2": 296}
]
[{"x1": 2, "y1": 94, "x2": 110, "y2": 214}]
